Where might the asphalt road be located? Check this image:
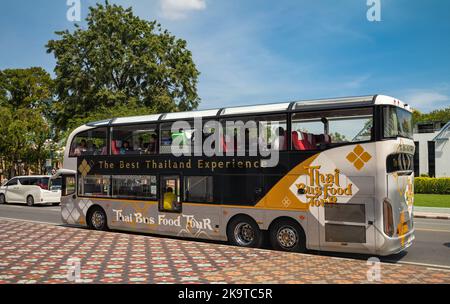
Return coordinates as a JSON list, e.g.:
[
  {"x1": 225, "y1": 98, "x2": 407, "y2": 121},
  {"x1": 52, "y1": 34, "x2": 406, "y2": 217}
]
[{"x1": 0, "y1": 203, "x2": 449, "y2": 268}]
